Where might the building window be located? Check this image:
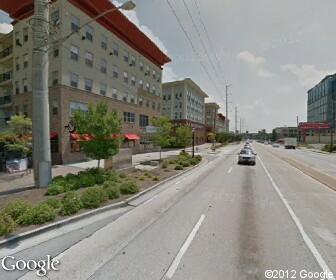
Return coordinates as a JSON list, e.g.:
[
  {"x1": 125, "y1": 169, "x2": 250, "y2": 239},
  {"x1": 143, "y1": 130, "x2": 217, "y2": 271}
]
[
  {"x1": 85, "y1": 52, "x2": 94, "y2": 67},
  {"x1": 130, "y1": 95, "x2": 135, "y2": 103},
  {"x1": 51, "y1": 139, "x2": 59, "y2": 153},
  {"x1": 85, "y1": 25, "x2": 94, "y2": 41},
  {"x1": 23, "y1": 28, "x2": 28, "y2": 42},
  {"x1": 23, "y1": 54, "x2": 28, "y2": 68},
  {"x1": 71, "y1": 15, "x2": 80, "y2": 32},
  {"x1": 146, "y1": 99, "x2": 150, "y2": 108},
  {"x1": 101, "y1": 35, "x2": 107, "y2": 50},
  {"x1": 123, "y1": 112, "x2": 135, "y2": 123},
  {"x1": 139, "y1": 115, "x2": 149, "y2": 127},
  {"x1": 112, "y1": 65, "x2": 119, "y2": 78},
  {"x1": 51, "y1": 10, "x2": 60, "y2": 26},
  {"x1": 70, "y1": 45, "x2": 79, "y2": 61},
  {"x1": 52, "y1": 70, "x2": 58, "y2": 85},
  {"x1": 123, "y1": 50, "x2": 129, "y2": 63},
  {"x1": 23, "y1": 79, "x2": 28, "y2": 93},
  {"x1": 15, "y1": 57, "x2": 20, "y2": 71},
  {"x1": 152, "y1": 101, "x2": 155, "y2": 110},
  {"x1": 145, "y1": 65, "x2": 150, "y2": 76},
  {"x1": 112, "y1": 88, "x2": 118, "y2": 99},
  {"x1": 139, "y1": 79, "x2": 143, "y2": 89},
  {"x1": 123, "y1": 71, "x2": 129, "y2": 84},
  {"x1": 157, "y1": 74, "x2": 161, "y2": 83},
  {"x1": 23, "y1": 104, "x2": 28, "y2": 117},
  {"x1": 152, "y1": 86, "x2": 156, "y2": 95},
  {"x1": 152, "y1": 70, "x2": 156, "y2": 79},
  {"x1": 15, "y1": 31, "x2": 21, "y2": 46},
  {"x1": 53, "y1": 48, "x2": 59, "y2": 57},
  {"x1": 139, "y1": 97, "x2": 143, "y2": 106},
  {"x1": 131, "y1": 76, "x2": 136, "y2": 86},
  {"x1": 84, "y1": 78, "x2": 93, "y2": 92},
  {"x1": 51, "y1": 99, "x2": 58, "y2": 115},
  {"x1": 146, "y1": 82, "x2": 150, "y2": 91},
  {"x1": 130, "y1": 55, "x2": 136, "y2": 66},
  {"x1": 123, "y1": 95, "x2": 128, "y2": 102},
  {"x1": 112, "y1": 42, "x2": 119, "y2": 56},
  {"x1": 70, "y1": 101, "x2": 88, "y2": 116},
  {"x1": 100, "y1": 58, "x2": 107, "y2": 73},
  {"x1": 139, "y1": 61, "x2": 144, "y2": 72},
  {"x1": 157, "y1": 103, "x2": 161, "y2": 112},
  {"x1": 100, "y1": 83, "x2": 107, "y2": 96},
  {"x1": 15, "y1": 81, "x2": 20, "y2": 94},
  {"x1": 69, "y1": 72, "x2": 79, "y2": 88}
]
